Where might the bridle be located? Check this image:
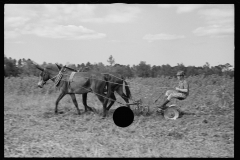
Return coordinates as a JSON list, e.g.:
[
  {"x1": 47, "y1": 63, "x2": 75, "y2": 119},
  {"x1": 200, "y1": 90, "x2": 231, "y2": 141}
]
[{"x1": 40, "y1": 65, "x2": 66, "y2": 86}]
